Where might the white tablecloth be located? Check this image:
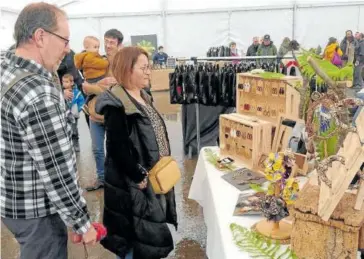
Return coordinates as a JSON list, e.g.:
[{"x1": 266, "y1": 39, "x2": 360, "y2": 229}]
[
  {"x1": 188, "y1": 147, "x2": 264, "y2": 259},
  {"x1": 188, "y1": 146, "x2": 361, "y2": 259}
]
